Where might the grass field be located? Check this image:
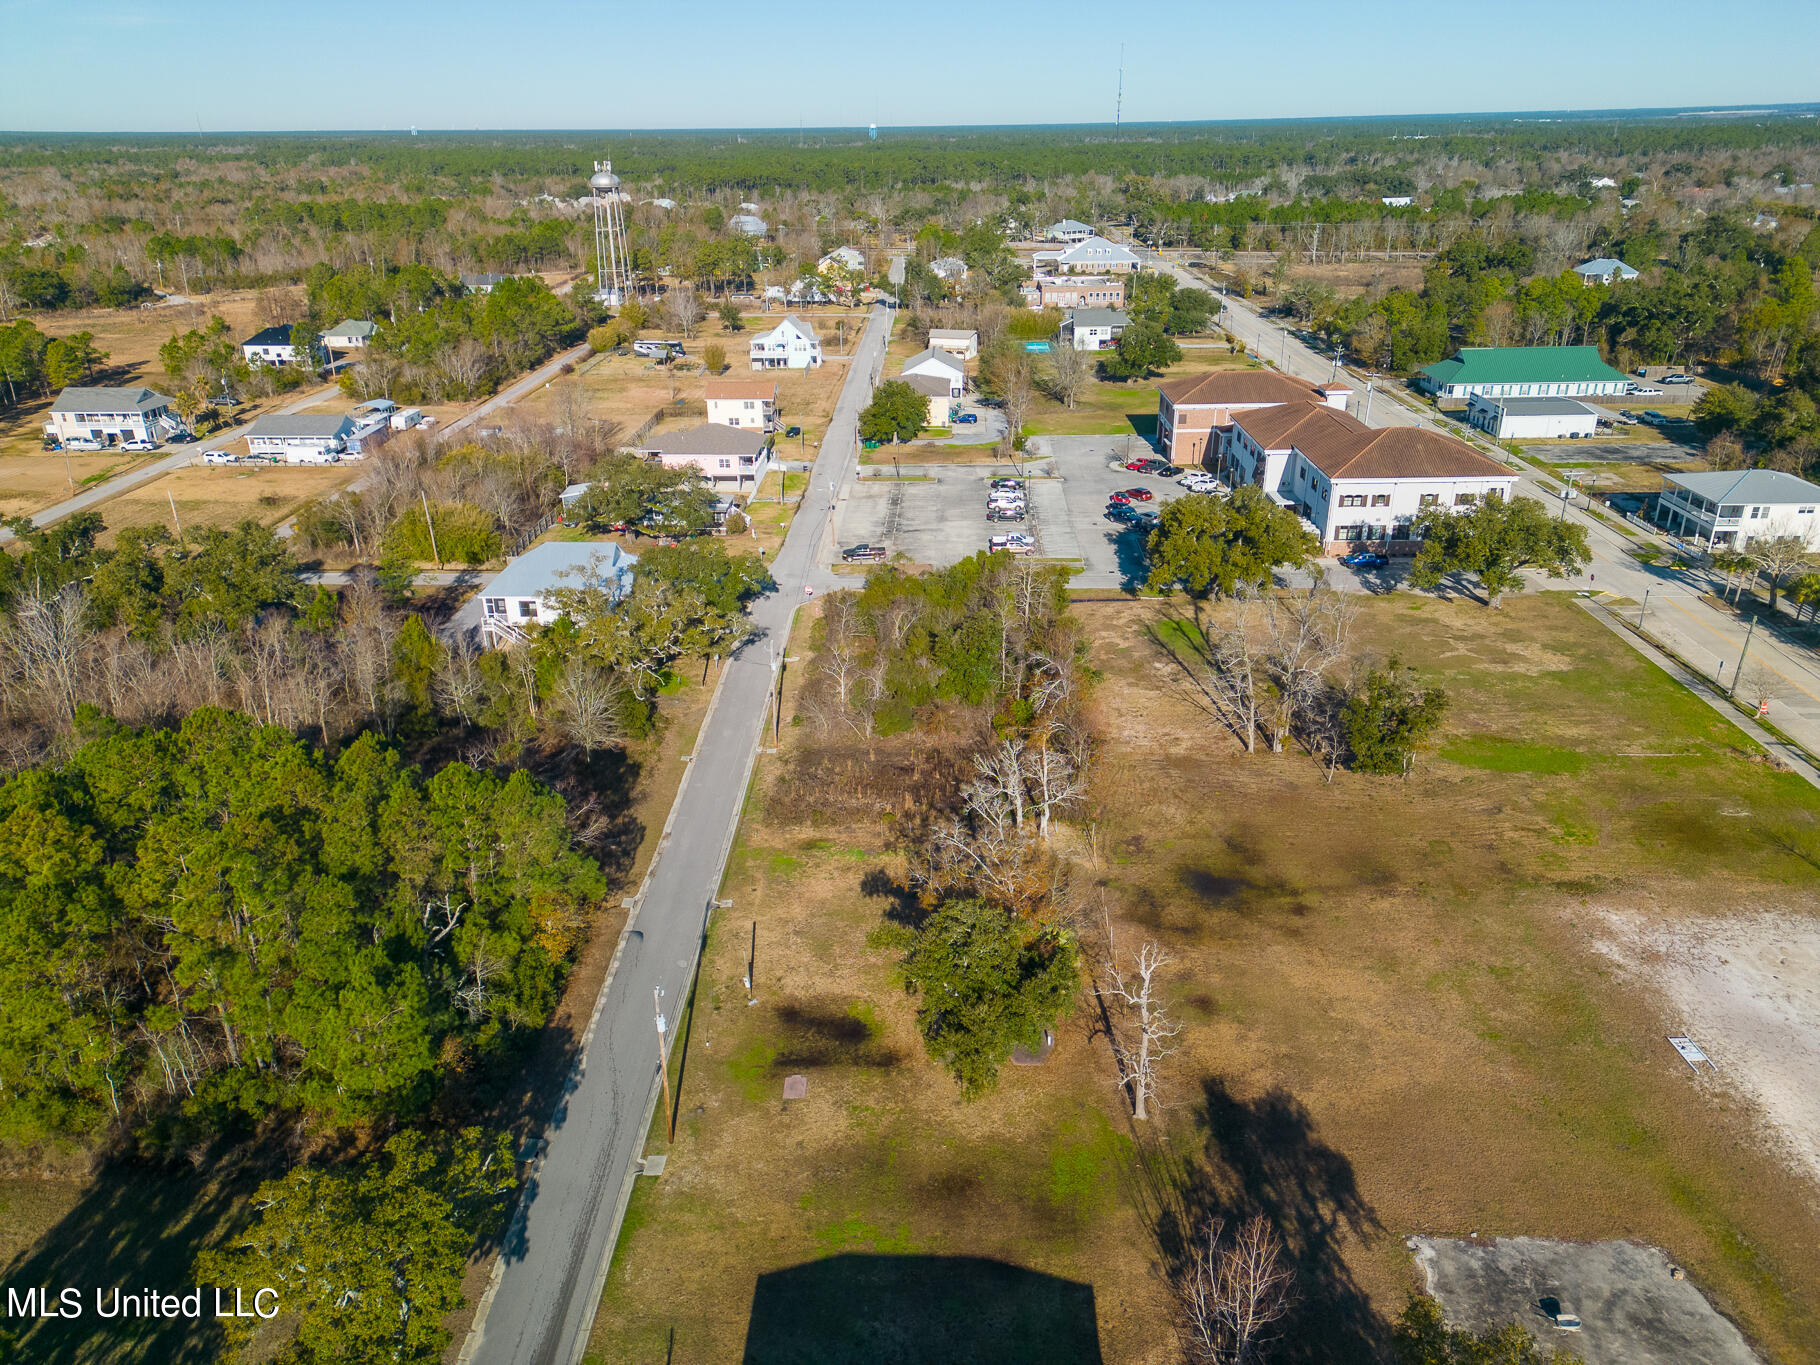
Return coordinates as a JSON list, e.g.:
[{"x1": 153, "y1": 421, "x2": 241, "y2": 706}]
[
  {"x1": 85, "y1": 462, "x2": 359, "y2": 547},
  {"x1": 586, "y1": 592, "x2": 1820, "y2": 1365},
  {"x1": 1023, "y1": 356, "x2": 1253, "y2": 439}
]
